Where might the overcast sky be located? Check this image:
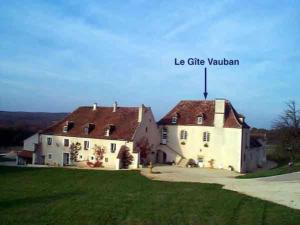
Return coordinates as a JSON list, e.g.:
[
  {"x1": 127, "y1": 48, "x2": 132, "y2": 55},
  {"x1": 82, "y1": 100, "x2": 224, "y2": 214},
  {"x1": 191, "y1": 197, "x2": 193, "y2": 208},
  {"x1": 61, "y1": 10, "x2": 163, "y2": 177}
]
[{"x1": 0, "y1": 0, "x2": 299, "y2": 128}]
